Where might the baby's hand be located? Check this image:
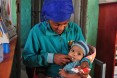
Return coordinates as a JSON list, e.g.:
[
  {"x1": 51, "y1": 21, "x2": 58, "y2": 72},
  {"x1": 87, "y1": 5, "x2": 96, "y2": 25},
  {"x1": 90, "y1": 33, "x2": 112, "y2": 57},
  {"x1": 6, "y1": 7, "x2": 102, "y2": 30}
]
[
  {"x1": 80, "y1": 61, "x2": 89, "y2": 68},
  {"x1": 59, "y1": 69, "x2": 68, "y2": 77},
  {"x1": 77, "y1": 64, "x2": 91, "y2": 78}
]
